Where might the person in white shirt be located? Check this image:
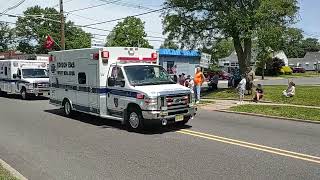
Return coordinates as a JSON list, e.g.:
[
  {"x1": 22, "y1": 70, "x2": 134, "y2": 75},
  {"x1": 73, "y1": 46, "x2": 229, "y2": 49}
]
[
  {"x1": 283, "y1": 79, "x2": 296, "y2": 97},
  {"x1": 237, "y1": 75, "x2": 247, "y2": 104}
]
